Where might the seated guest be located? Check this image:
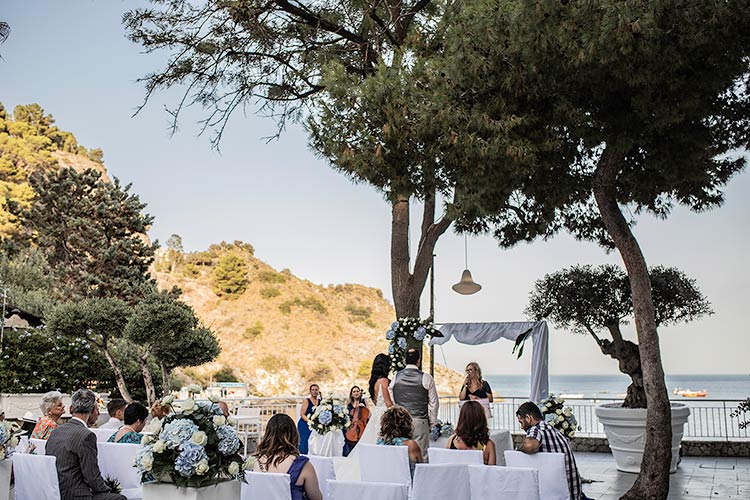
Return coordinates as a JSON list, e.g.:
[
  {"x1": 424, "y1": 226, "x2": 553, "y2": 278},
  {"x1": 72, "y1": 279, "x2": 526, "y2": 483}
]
[
  {"x1": 46, "y1": 388, "x2": 126, "y2": 500},
  {"x1": 107, "y1": 402, "x2": 148, "y2": 444},
  {"x1": 252, "y1": 413, "x2": 322, "y2": 500},
  {"x1": 31, "y1": 390, "x2": 65, "y2": 440},
  {"x1": 99, "y1": 399, "x2": 127, "y2": 429},
  {"x1": 516, "y1": 401, "x2": 586, "y2": 500},
  {"x1": 459, "y1": 362, "x2": 494, "y2": 402},
  {"x1": 376, "y1": 405, "x2": 423, "y2": 478},
  {"x1": 446, "y1": 400, "x2": 496, "y2": 465}
]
